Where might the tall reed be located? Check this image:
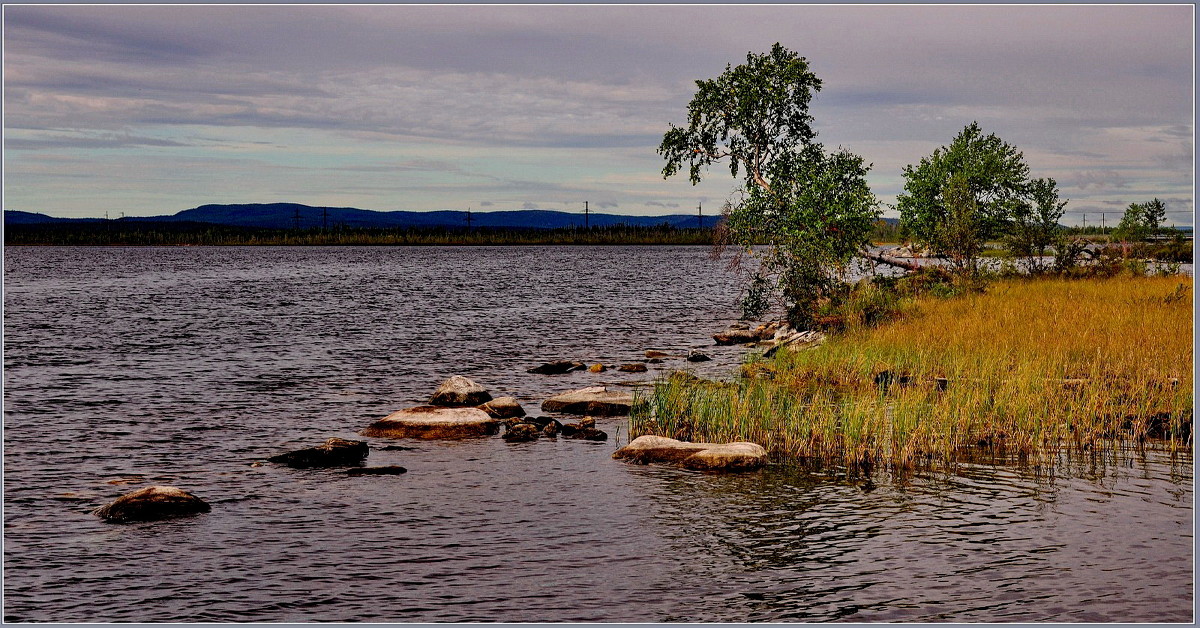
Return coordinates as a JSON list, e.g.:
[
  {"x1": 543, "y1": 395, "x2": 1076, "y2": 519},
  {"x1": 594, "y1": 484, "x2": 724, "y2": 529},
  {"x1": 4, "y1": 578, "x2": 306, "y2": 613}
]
[{"x1": 631, "y1": 276, "x2": 1193, "y2": 469}]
